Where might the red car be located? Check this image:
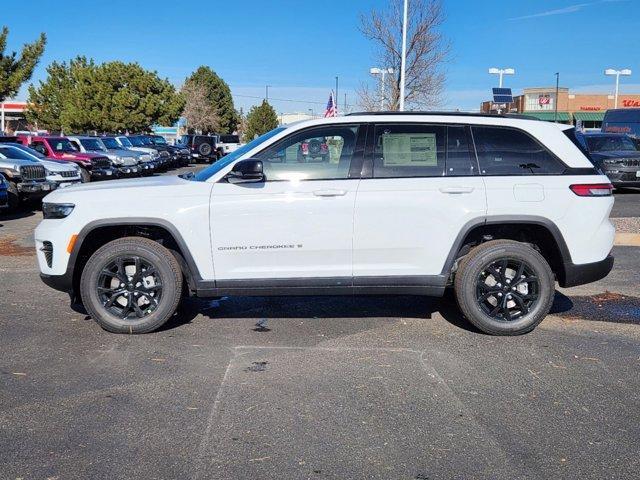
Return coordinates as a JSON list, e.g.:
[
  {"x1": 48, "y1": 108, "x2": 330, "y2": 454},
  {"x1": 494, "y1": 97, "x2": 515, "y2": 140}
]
[{"x1": 17, "y1": 135, "x2": 116, "y2": 182}]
